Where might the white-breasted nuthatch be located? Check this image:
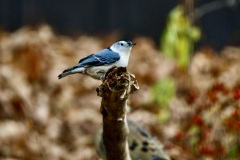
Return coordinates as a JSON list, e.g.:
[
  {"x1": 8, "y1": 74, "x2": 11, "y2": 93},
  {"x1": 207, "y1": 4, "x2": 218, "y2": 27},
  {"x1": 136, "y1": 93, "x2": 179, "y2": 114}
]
[
  {"x1": 58, "y1": 40, "x2": 136, "y2": 80},
  {"x1": 95, "y1": 120, "x2": 171, "y2": 160}
]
